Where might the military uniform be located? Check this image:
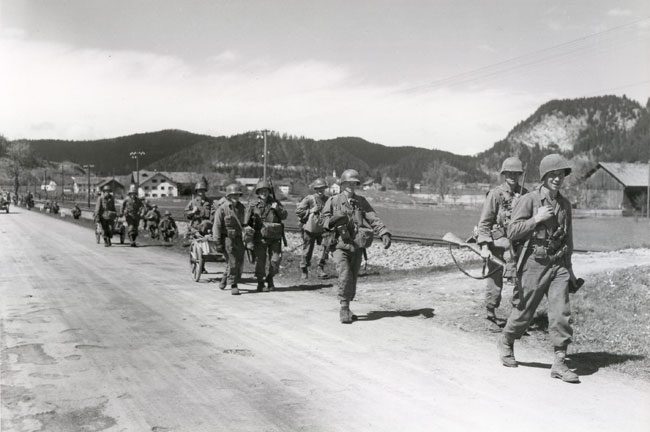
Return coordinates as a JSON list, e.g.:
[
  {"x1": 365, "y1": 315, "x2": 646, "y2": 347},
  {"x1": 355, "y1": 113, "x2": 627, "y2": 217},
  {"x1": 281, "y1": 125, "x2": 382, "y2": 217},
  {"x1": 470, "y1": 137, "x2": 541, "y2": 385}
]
[
  {"x1": 94, "y1": 192, "x2": 117, "y2": 246},
  {"x1": 159, "y1": 214, "x2": 178, "y2": 241},
  {"x1": 214, "y1": 200, "x2": 246, "y2": 288},
  {"x1": 245, "y1": 195, "x2": 287, "y2": 289},
  {"x1": 498, "y1": 154, "x2": 579, "y2": 383},
  {"x1": 296, "y1": 192, "x2": 330, "y2": 276},
  {"x1": 185, "y1": 196, "x2": 214, "y2": 236},
  {"x1": 477, "y1": 182, "x2": 527, "y2": 312},
  {"x1": 121, "y1": 195, "x2": 143, "y2": 244},
  {"x1": 71, "y1": 204, "x2": 82, "y2": 219},
  {"x1": 322, "y1": 193, "x2": 389, "y2": 303}
]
